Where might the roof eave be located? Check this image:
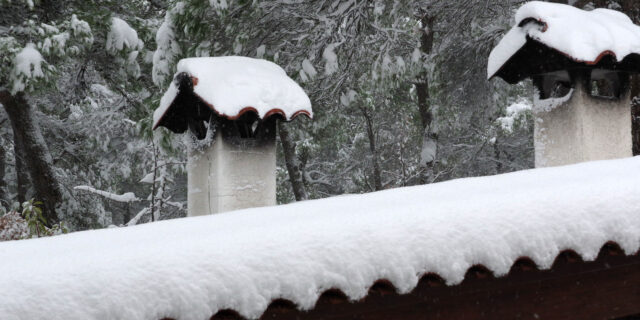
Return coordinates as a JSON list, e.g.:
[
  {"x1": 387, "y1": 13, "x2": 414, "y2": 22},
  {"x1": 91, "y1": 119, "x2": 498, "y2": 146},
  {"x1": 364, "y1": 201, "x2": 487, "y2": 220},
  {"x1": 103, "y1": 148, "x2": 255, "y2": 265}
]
[{"x1": 153, "y1": 75, "x2": 313, "y2": 131}]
